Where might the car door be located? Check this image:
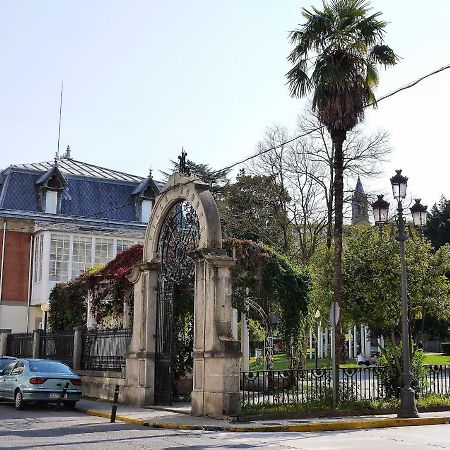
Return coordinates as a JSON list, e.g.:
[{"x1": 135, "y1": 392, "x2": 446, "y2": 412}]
[
  {"x1": 8, "y1": 361, "x2": 25, "y2": 398},
  {"x1": 0, "y1": 361, "x2": 18, "y2": 399}
]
